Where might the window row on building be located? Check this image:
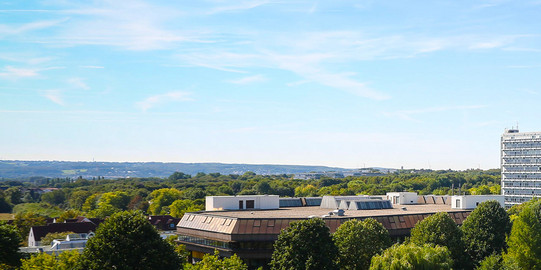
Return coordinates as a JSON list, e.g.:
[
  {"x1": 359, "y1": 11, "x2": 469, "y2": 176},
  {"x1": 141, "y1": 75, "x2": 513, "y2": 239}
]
[
  {"x1": 502, "y1": 180, "x2": 541, "y2": 187},
  {"x1": 502, "y1": 165, "x2": 541, "y2": 172},
  {"x1": 502, "y1": 157, "x2": 541, "y2": 164},
  {"x1": 502, "y1": 149, "x2": 541, "y2": 156}
]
